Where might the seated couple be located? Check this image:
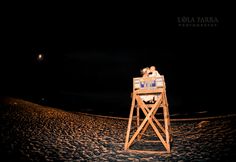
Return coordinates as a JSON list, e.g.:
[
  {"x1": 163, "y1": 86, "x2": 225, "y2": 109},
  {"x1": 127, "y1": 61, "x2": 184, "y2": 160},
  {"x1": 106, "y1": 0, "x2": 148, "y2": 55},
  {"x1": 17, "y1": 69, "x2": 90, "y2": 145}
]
[
  {"x1": 139, "y1": 65, "x2": 161, "y2": 104},
  {"x1": 141, "y1": 66, "x2": 161, "y2": 78}
]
